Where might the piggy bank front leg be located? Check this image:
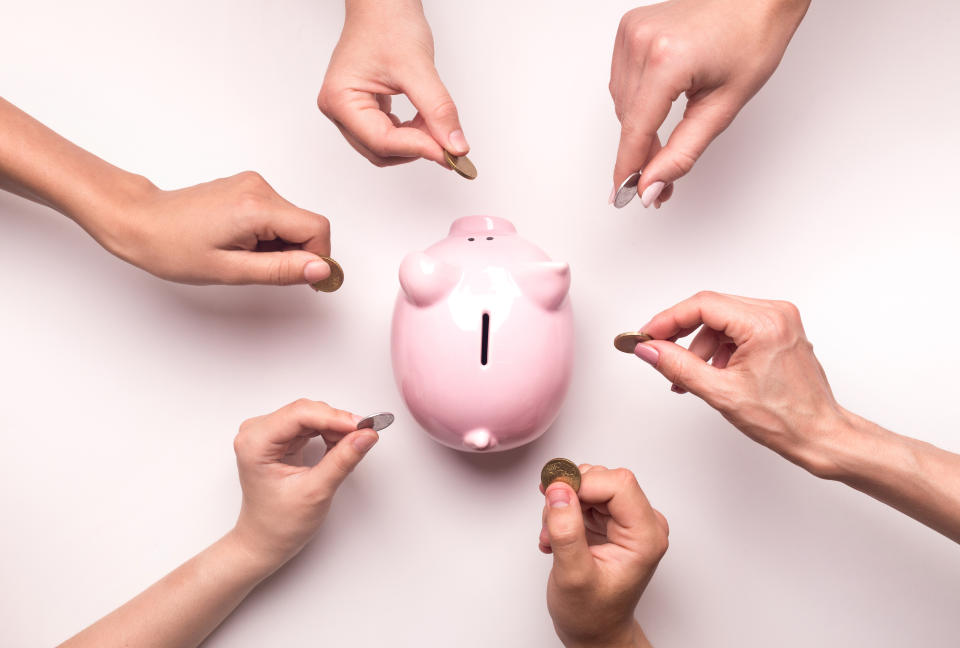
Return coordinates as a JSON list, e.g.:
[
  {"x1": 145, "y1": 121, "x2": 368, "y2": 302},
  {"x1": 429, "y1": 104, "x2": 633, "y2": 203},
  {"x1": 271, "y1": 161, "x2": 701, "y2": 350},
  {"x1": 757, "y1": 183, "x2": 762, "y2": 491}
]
[
  {"x1": 514, "y1": 261, "x2": 571, "y2": 311},
  {"x1": 399, "y1": 252, "x2": 462, "y2": 307}
]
